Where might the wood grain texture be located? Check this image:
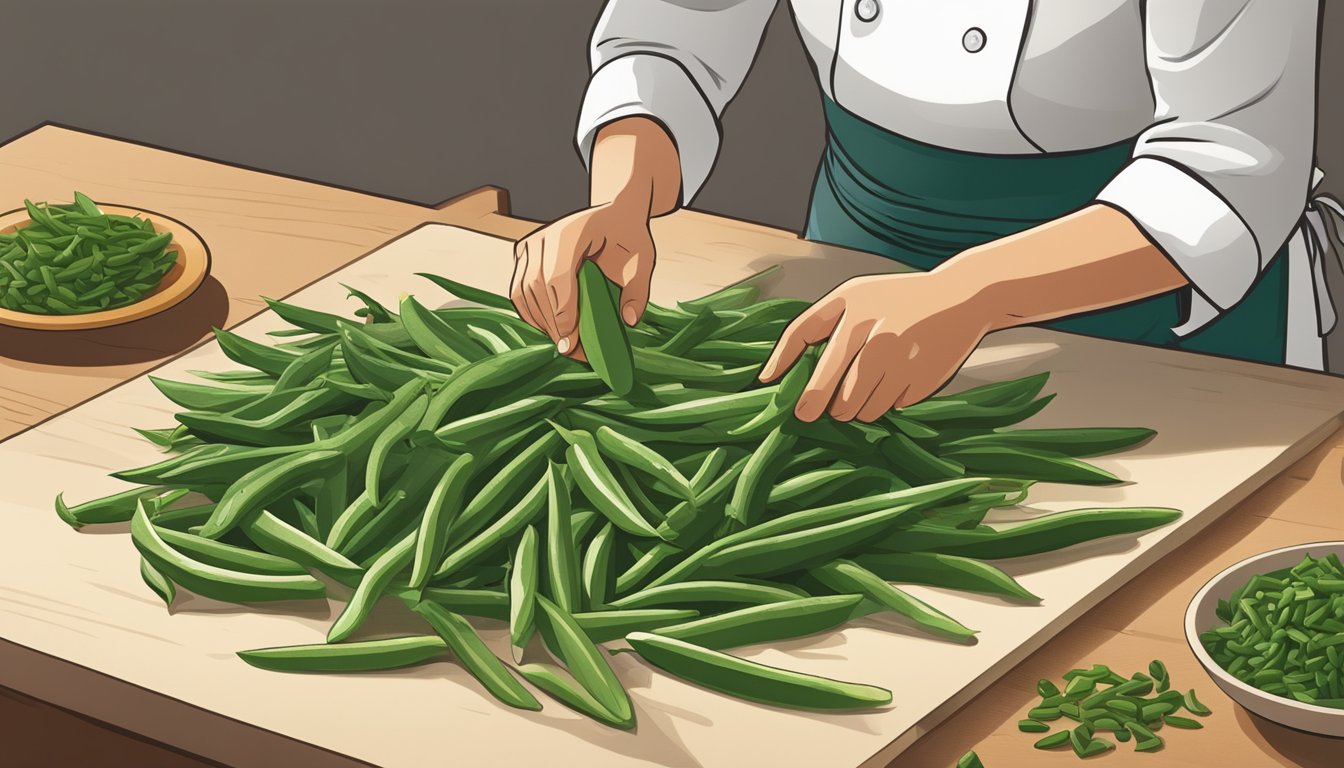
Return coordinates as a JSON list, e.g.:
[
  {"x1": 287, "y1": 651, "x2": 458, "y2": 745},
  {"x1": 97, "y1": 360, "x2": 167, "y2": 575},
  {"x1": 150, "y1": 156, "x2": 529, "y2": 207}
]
[
  {"x1": 0, "y1": 127, "x2": 486, "y2": 441},
  {"x1": 5, "y1": 224, "x2": 1344, "y2": 768}
]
